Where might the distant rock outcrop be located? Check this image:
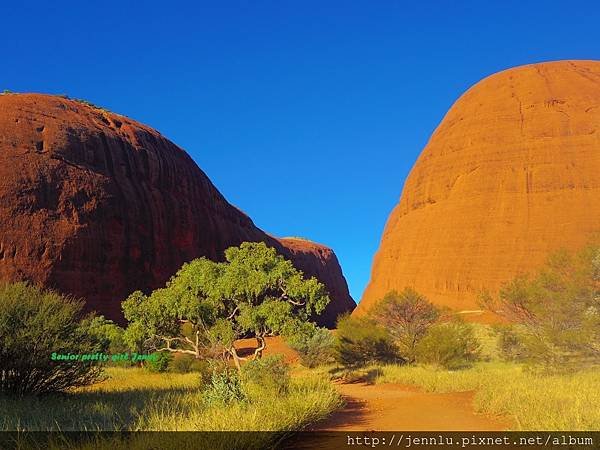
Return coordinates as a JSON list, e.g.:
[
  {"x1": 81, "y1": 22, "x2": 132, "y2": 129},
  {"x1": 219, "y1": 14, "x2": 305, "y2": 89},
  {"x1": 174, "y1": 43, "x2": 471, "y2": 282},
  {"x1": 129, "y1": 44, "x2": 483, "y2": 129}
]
[
  {"x1": 358, "y1": 60, "x2": 600, "y2": 316},
  {"x1": 277, "y1": 237, "x2": 355, "y2": 325},
  {"x1": 0, "y1": 93, "x2": 354, "y2": 327}
]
